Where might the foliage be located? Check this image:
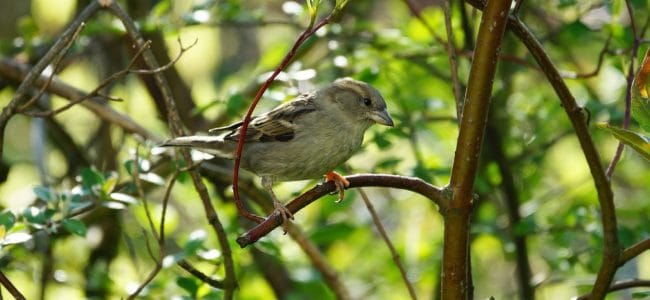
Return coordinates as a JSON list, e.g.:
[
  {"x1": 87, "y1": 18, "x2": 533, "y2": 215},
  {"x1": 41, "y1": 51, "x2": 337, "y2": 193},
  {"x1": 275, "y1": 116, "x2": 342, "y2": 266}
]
[{"x1": 0, "y1": 0, "x2": 649, "y2": 299}]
